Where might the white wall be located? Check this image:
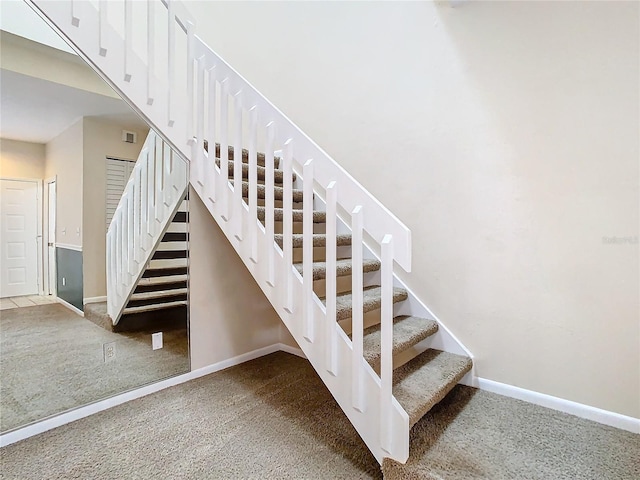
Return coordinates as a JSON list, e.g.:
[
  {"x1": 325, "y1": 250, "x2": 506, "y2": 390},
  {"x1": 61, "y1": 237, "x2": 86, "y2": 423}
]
[
  {"x1": 186, "y1": 0, "x2": 639, "y2": 418},
  {"x1": 0, "y1": 0, "x2": 76, "y2": 55},
  {"x1": 45, "y1": 119, "x2": 83, "y2": 248},
  {"x1": 189, "y1": 187, "x2": 282, "y2": 370},
  {"x1": 0, "y1": 138, "x2": 45, "y2": 179},
  {"x1": 82, "y1": 117, "x2": 148, "y2": 299}
]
